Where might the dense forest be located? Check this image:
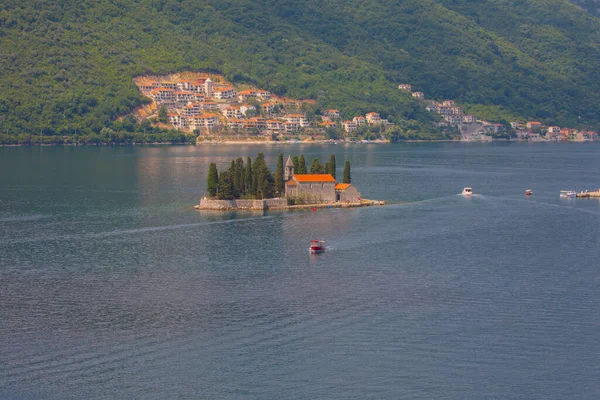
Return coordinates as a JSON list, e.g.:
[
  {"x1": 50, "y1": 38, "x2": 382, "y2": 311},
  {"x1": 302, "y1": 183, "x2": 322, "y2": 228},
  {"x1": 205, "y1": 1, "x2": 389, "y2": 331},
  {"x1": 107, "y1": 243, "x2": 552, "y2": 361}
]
[{"x1": 2, "y1": 0, "x2": 600, "y2": 142}]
